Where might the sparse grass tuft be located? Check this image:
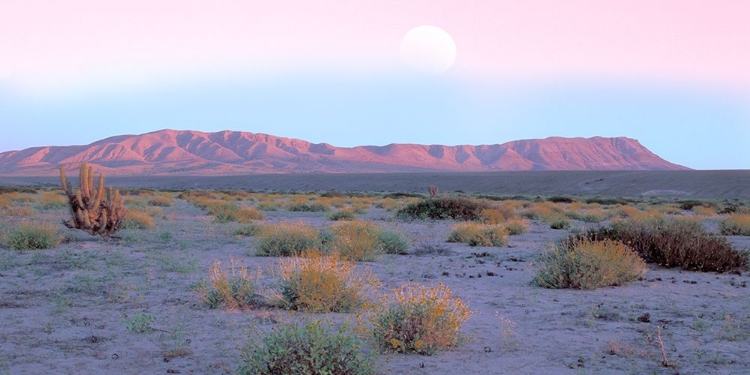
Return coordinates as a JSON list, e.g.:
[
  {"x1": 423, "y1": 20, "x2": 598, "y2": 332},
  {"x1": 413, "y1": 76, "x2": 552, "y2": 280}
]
[
  {"x1": 533, "y1": 238, "x2": 647, "y2": 290},
  {"x1": 396, "y1": 196, "x2": 490, "y2": 221},
  {"x1": 122, "y1": 209, "x2": 155, "y2": 229},
  {"x1": 2, "y1": 222, "x2": 63, "y2": 250},
  {"x1": 447, "y1": 222, "x2": 507, "y2": 247},
  {"x1": 719, "y1": 214, "x2": 750, "y2": 236},
  {"x1": 194, "y1": 257, "x2": 261, "y2": 309},
  {"x1": 275, "y1": 251, "x2": 379, "y2": 313},
  {"x1": 239, "y1": 320, "x2": 374, "y2": 375},
  {"x1": 255, "y1": 222, "x2": 320, "y2": 257},
  {"x1": 369, "y1": 281, "x2": 473, "y2": 355}
]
